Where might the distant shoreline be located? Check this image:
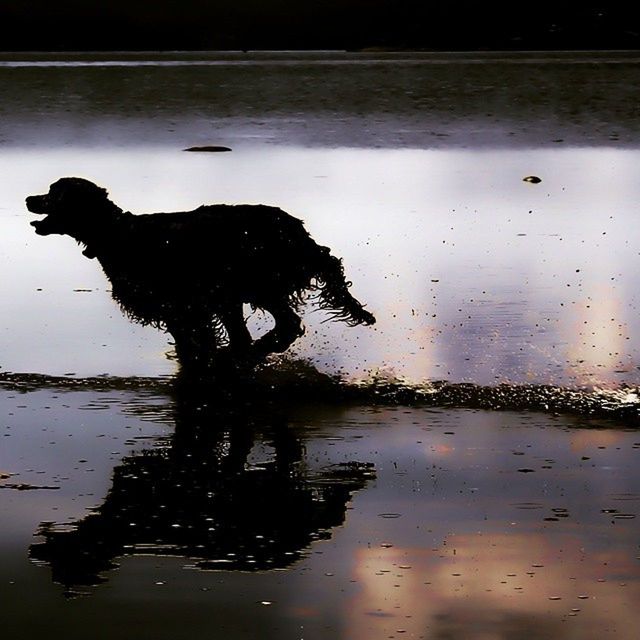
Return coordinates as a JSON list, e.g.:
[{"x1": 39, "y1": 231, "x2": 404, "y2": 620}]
[{"x1": 1, "y1": 48, "x2": 639, "y2": 57}]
